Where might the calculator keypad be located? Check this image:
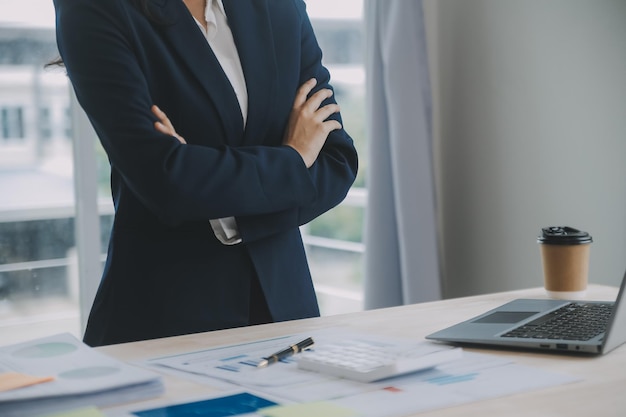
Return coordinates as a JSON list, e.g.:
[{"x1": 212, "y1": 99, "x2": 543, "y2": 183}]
[{"x1": 297, "y1": 341, "x2": 463, "y2": 383}]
